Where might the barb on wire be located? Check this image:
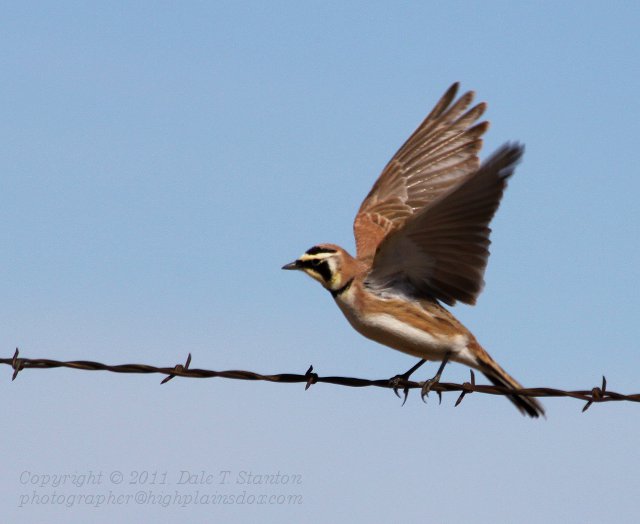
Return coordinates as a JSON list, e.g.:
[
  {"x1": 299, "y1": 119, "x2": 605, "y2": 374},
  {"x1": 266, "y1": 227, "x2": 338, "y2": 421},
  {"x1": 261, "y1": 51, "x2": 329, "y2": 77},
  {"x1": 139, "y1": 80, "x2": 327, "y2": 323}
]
[
  {"x1": 2, "y1": 348, "x2": 639, "y2": 412},
  {"x1": 455, "y1": 369, "x2": 476, "y2": 407}
]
